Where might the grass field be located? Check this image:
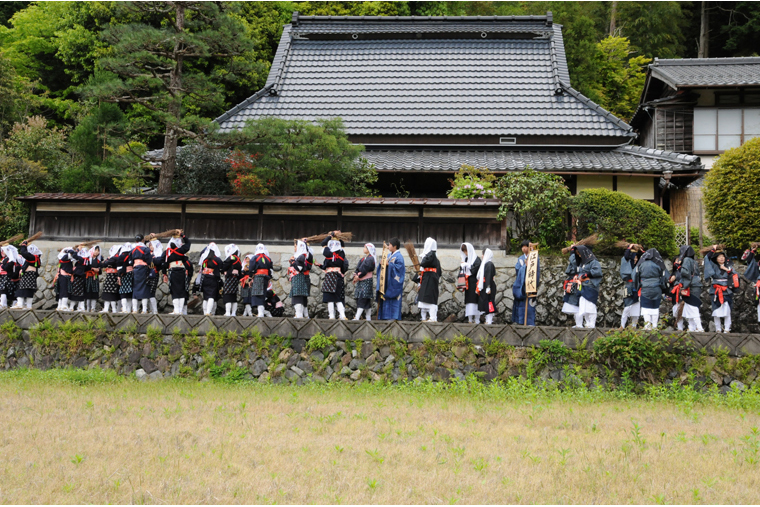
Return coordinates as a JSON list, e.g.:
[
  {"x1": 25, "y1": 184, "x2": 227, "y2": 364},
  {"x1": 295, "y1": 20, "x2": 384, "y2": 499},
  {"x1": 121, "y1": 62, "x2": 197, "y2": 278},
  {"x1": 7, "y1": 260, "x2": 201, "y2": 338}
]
[{"x1": 1, "y1": 370, "x2": 759, "y2": 504}]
